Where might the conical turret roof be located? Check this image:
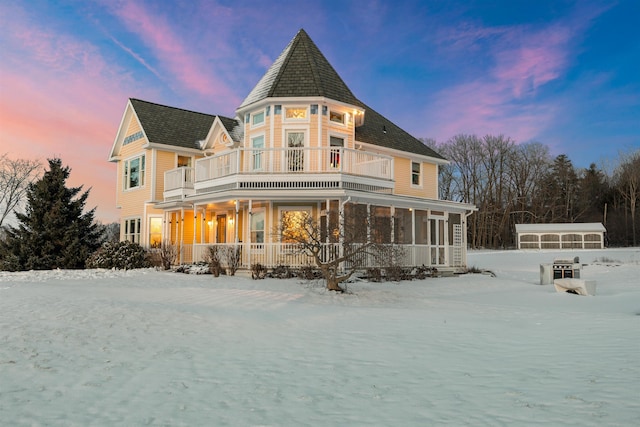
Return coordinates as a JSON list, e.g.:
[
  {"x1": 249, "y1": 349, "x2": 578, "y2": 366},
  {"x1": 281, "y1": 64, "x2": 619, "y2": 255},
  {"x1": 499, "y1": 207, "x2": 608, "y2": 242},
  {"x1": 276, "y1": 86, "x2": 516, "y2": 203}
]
[{"x1": 239, "y1": 29, "x2": 359, "y2": 108}]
